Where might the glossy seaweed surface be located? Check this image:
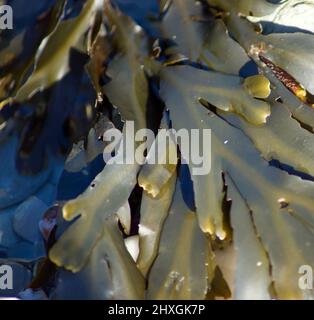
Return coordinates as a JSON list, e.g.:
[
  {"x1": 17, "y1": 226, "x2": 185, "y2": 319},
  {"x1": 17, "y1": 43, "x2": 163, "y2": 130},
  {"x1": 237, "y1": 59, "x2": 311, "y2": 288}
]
[{"x1": 0, "y1": 0, "x2": 314, "y2": 300}]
